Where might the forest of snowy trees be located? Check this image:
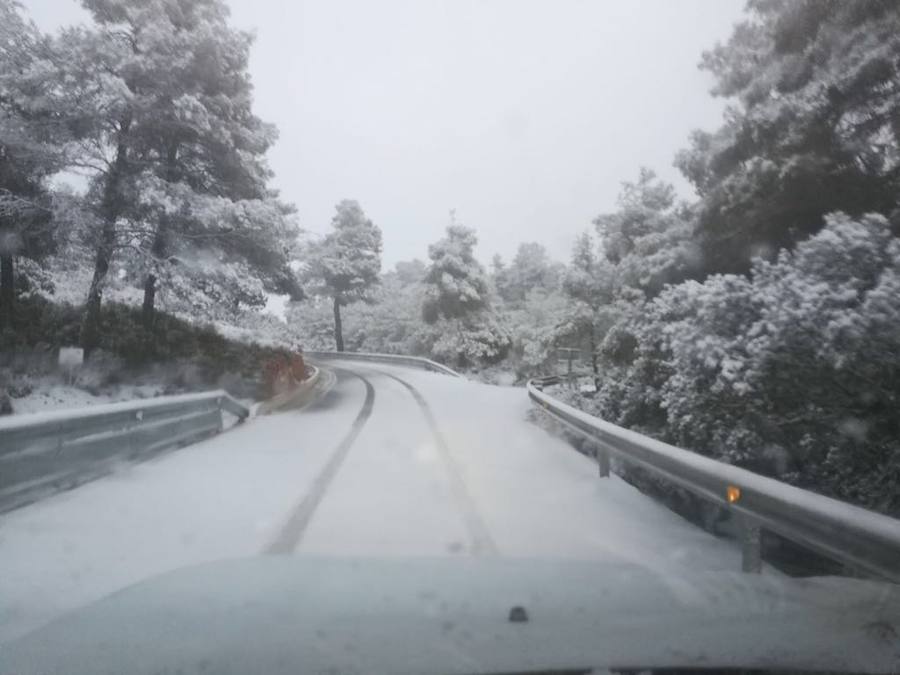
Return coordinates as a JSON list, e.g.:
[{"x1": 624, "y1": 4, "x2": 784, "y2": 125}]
[
  {"x1": 0, "y1": 0, "x2": 300, "y2": 350},
  {"x1": 2, "y1": 0, "x2": 900, "y2": 516}
]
